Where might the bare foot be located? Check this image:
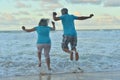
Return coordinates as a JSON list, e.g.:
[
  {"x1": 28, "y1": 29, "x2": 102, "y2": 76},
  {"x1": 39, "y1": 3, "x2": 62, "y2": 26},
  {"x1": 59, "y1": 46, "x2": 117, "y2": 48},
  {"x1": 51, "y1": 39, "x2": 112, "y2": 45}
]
[
  {"x1": 38, "y1": 62, "x2": 41, "y2": 67},
  {"x1": 48, "y1": 68, "x2": 52, "y2": 70}
]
